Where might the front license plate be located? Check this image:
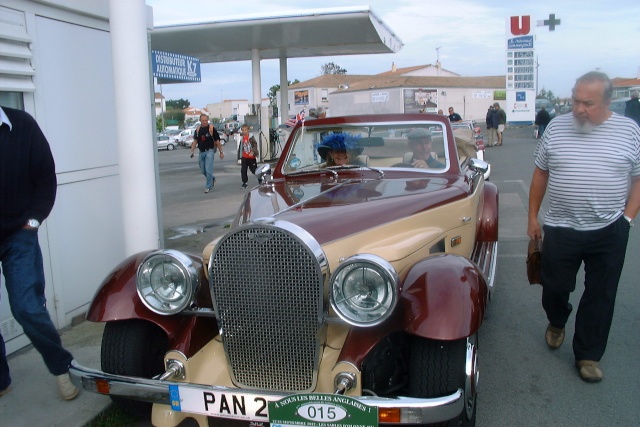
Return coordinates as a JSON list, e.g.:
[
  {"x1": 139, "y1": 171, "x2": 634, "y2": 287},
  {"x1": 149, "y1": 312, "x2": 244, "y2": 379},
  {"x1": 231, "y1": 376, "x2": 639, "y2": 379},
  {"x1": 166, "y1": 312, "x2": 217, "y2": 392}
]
[
  {"x1": 172, "y1": 385, "x2": 281, "y2": 421},
  {"x1": 269, "y1": 394, "x2": 378, "y2": 427}
]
